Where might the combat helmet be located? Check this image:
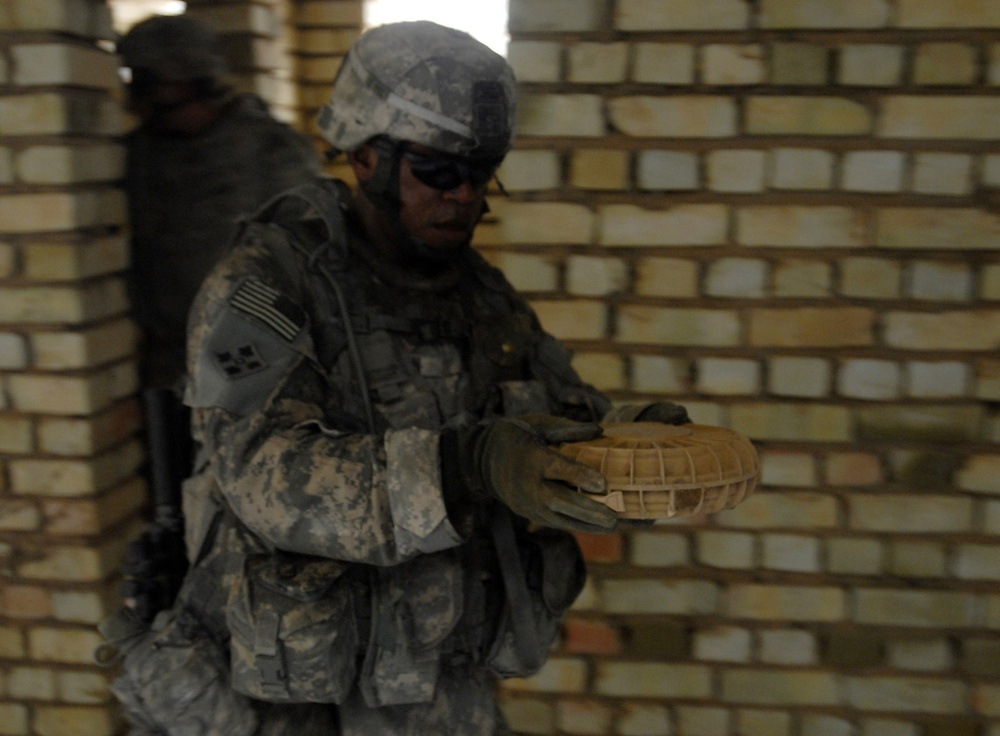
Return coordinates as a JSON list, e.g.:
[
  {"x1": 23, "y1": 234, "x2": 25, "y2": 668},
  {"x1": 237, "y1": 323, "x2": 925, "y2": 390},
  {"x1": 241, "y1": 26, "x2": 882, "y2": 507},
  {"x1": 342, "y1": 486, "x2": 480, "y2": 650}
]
[
  {"x1": 118, "y1": 14, "x2": 227, "y2": 84},
  {"x1": 317, "y1": 21, "x2": 517, "y2": 161}
]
